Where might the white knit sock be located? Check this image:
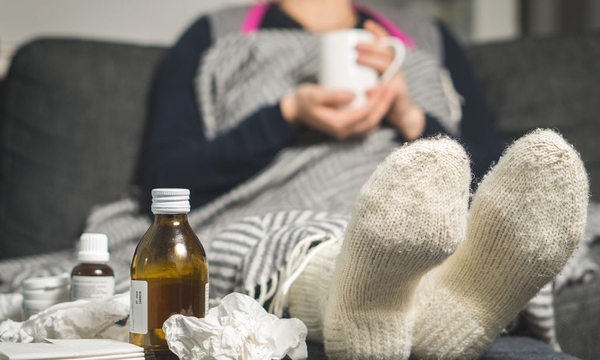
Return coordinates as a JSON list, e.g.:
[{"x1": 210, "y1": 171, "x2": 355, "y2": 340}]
[
  {"x1": 412, "y1": 129, "x2": 589, "y2": 360},
  {"x1": 288, "y1": 239, "x2": 341, "y2": 342},
  {"x1": 322, "y1": 137, "x2": 471, "y2": 360}
]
